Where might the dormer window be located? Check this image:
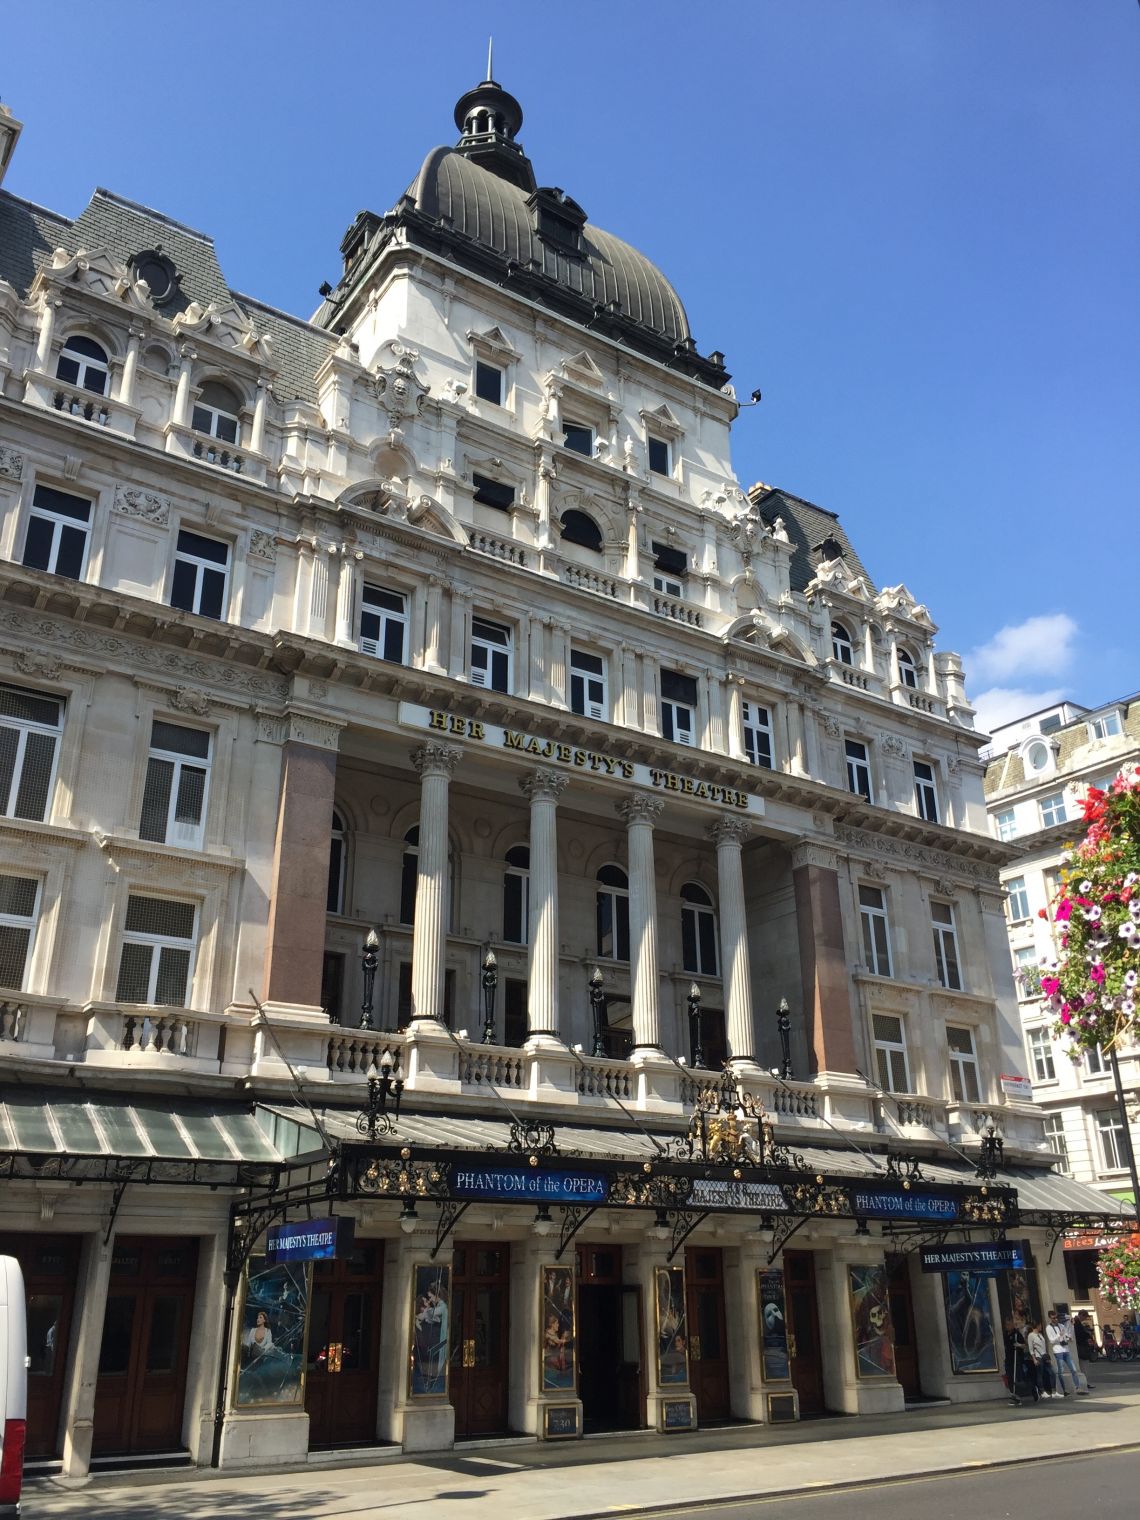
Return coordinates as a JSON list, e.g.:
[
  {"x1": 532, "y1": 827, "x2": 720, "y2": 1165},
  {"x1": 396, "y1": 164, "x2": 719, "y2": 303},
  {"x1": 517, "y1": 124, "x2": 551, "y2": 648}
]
[
  {"x1": 897, "y1": 648, "x2": 918, "y2": 689},
  {"x1": 56, "y1": 336, "x2": 109, "y2": 396},
  {"x1": 831, "y1": 621, "x2": 854, "y2": 666},
  {"x1": 562, "y1": 420, "x2": 593, "y2": 456},
  {"x1": 475, "y1": 361, "x2": 504, "y2": 405},
  {"x1": 192, "y1": 381, "x2": 241, "y2": 445},
  {"x1": 1025, "y1": 739, "x2": 1052, "y2": 774},
  {"x1": 529, "y1": 186, "x2": 586, "y2": 256},
  {"x1": 1089, "y1": 711, "x2": 1123, "y2": 741}
]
